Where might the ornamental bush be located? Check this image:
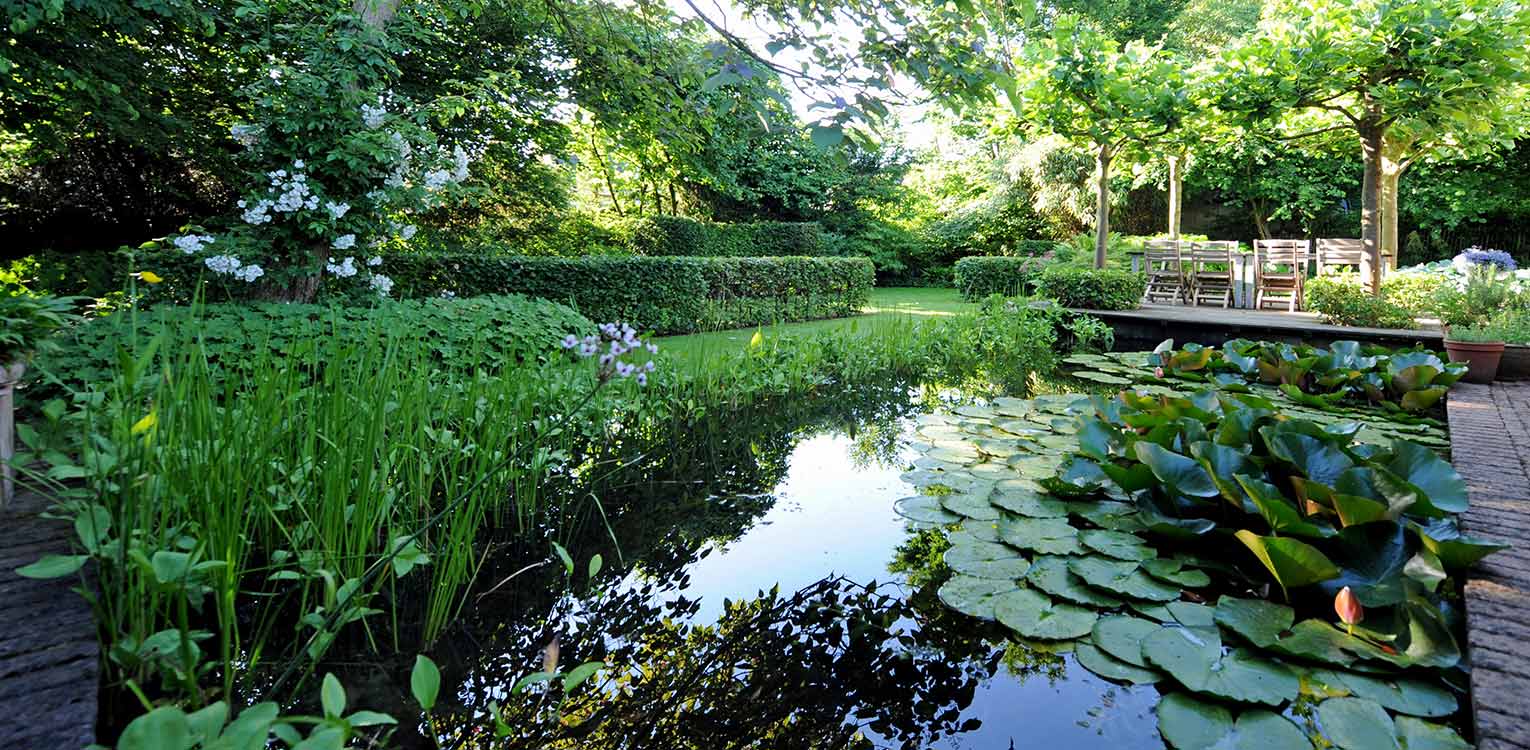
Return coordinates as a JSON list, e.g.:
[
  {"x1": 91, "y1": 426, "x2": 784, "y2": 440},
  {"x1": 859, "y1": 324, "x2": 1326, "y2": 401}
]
[
  {"x1": 953, "y1": 257, "x2": 1048, "y2": 300},
  {"x1": 380, "y1": 254, "x2": 873, "y2": 334},
  {"x1": 1305, "y1": 275, "x2": 1417, "y2": 329},
  {"x1": 625, "y1": 216, "x2": 828, "y2": 257},
  {"x1": 1034, "y1": 266, "x2": 1145, "y2": 310},
  {"x1": 32, "y1": 294, "x2": 594, "y2": 401}
]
